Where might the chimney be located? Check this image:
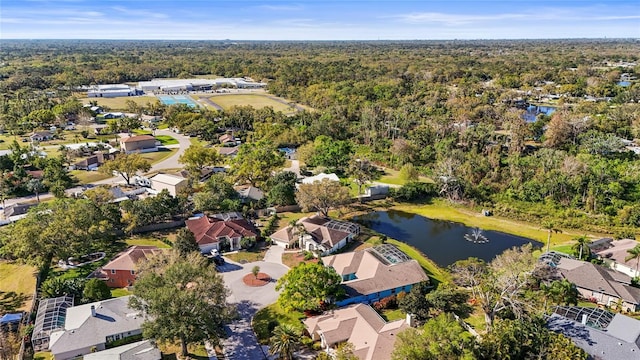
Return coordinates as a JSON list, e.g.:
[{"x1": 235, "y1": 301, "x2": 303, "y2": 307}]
[
  {"x1": 91, "y1": 305, "x2": 96, "y2": 317},
  {"x1": 581, "y1": 314, "x2": 588, "y2": 325}
]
